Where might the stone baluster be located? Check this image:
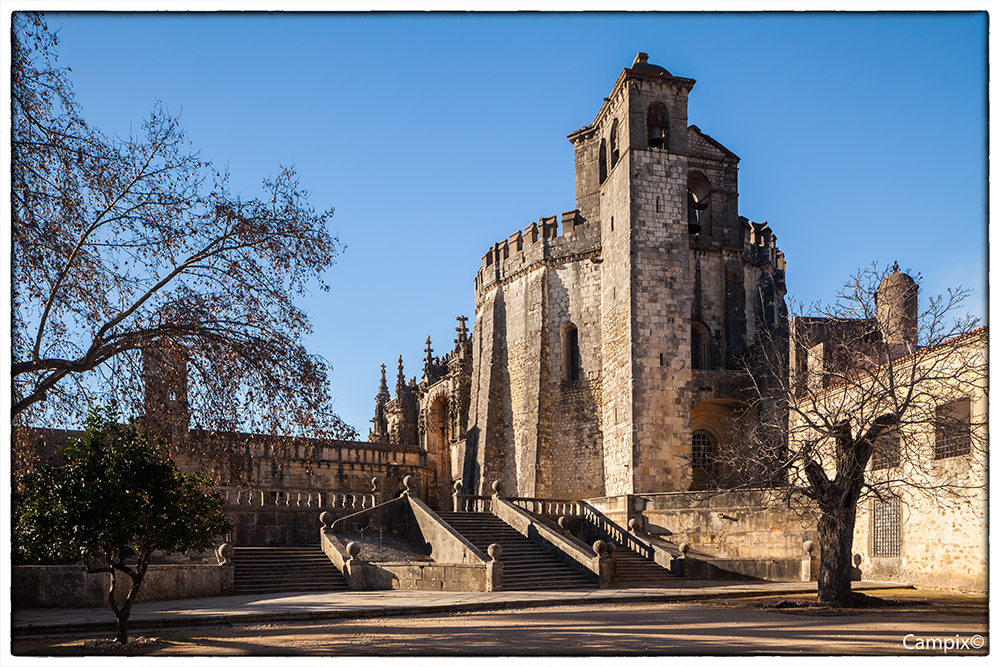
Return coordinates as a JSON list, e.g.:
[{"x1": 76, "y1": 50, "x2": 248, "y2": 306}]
[{"x1": 452, "y1": 481, "x2": 463, "y2": 512}]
